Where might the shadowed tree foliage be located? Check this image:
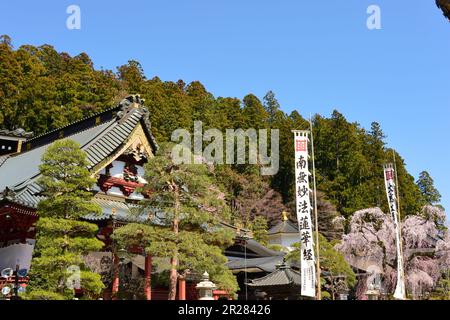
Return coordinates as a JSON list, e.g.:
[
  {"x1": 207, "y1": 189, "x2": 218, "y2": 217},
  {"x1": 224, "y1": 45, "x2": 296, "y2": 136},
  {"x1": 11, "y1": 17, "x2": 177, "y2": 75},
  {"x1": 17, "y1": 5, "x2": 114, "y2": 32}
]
[
  {"x1": 316, "y1": 191, "x2": 345, "y2": 241},
  {"x1": 436, "y1": 0, "x2": 450, "y2": 20}
]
